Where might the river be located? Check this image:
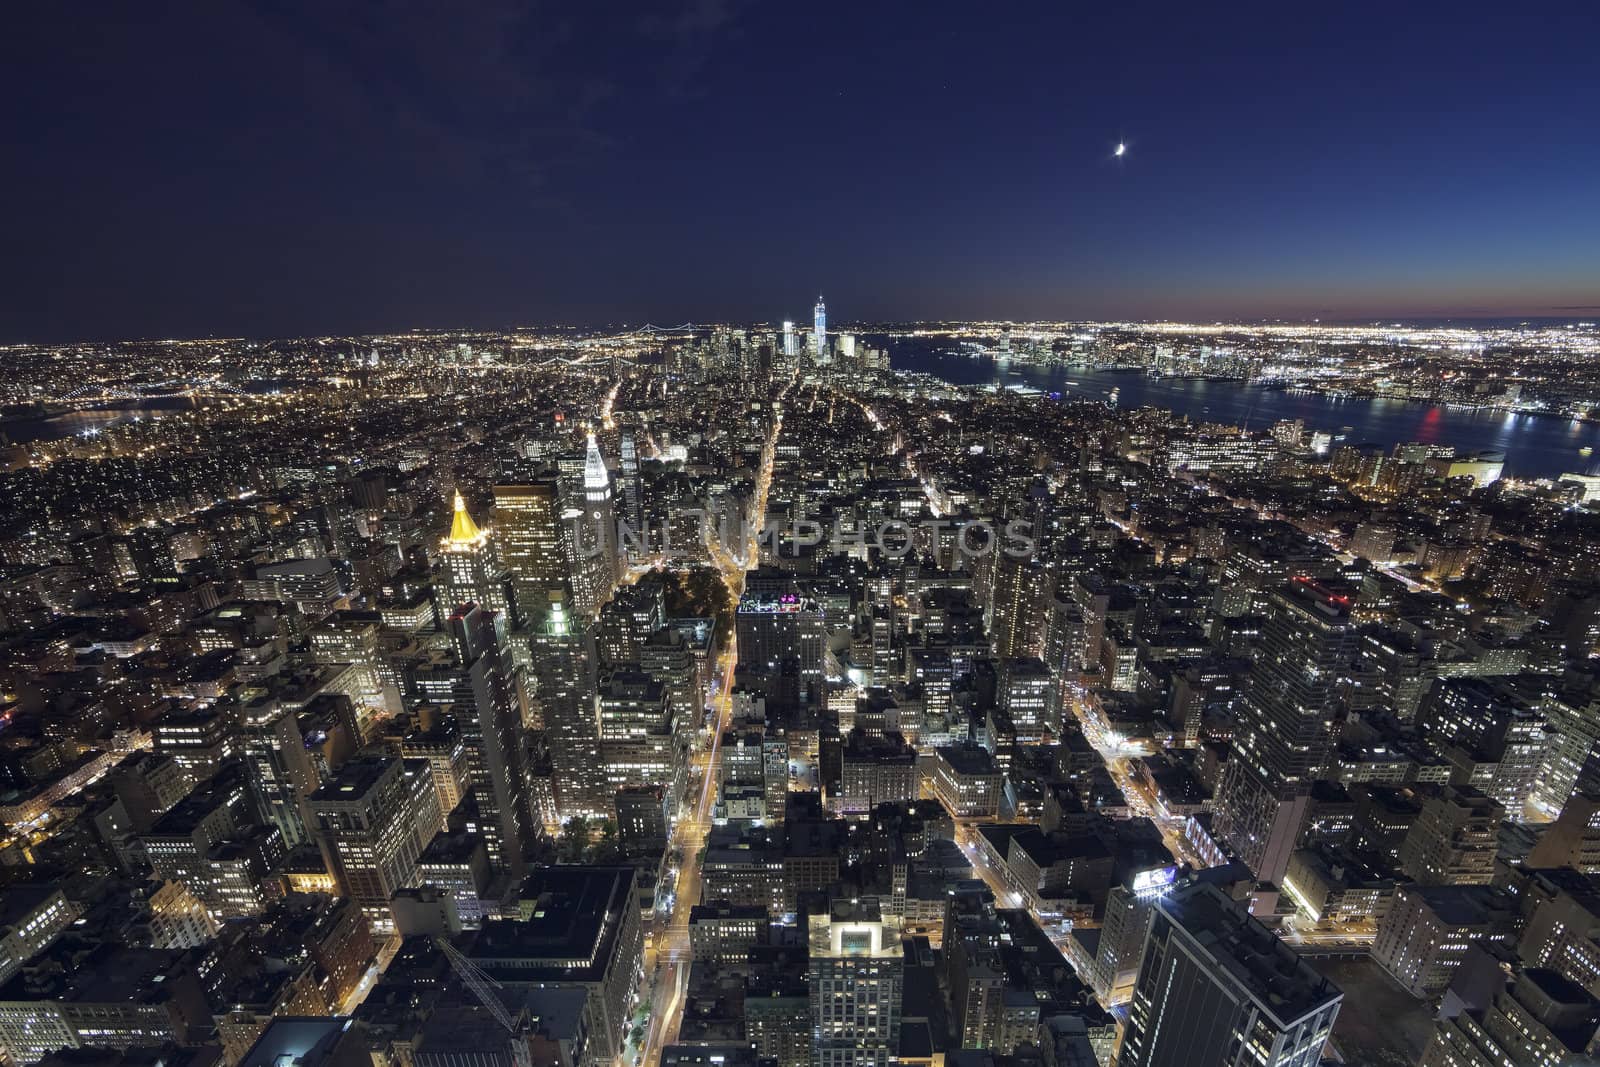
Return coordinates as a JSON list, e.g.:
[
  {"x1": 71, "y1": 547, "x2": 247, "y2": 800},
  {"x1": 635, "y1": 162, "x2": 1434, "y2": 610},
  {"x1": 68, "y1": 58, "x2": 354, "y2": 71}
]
[
  {"x1": 885, "y1": 339, "x2": 1600, "y2": 481},
  {"x1": 1, "y1": 379, "x2": 298, "y2": 447},
  {"x1": 0, "y1": 397, "x2": 201, "y2": 446}
]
